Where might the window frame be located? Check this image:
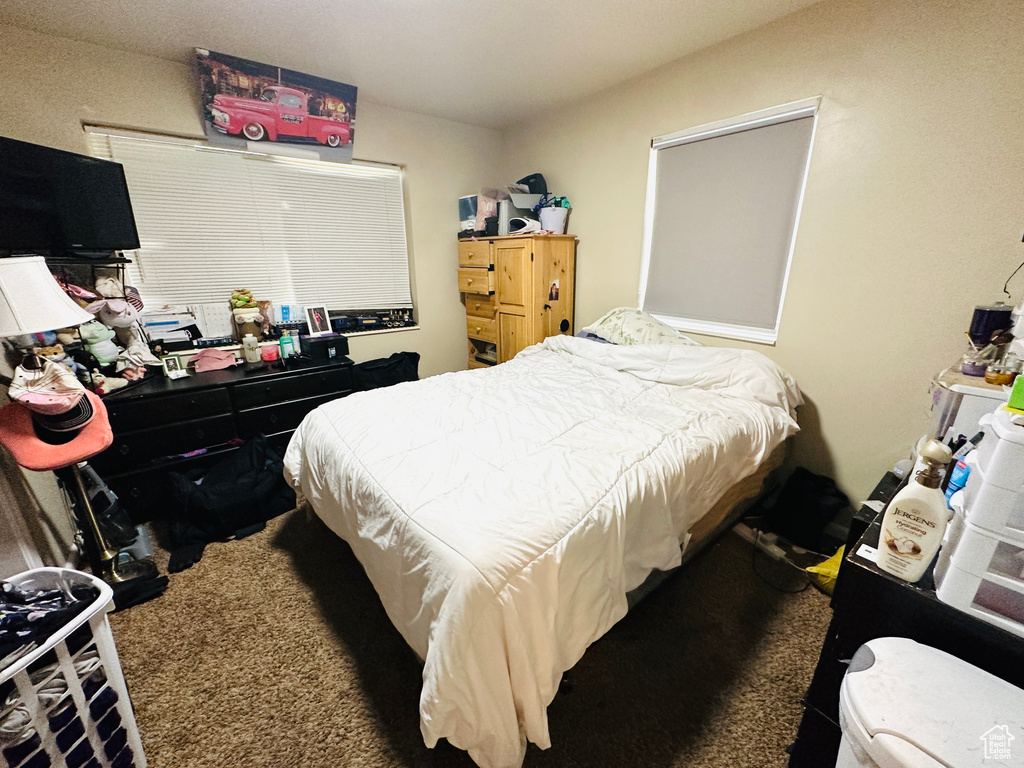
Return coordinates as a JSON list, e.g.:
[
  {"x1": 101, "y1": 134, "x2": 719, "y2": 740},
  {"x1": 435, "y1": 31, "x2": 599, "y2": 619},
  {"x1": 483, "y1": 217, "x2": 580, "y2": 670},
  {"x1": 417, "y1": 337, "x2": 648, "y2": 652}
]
[
  {"x1": 637, "y1": 97, "x2": 820, "y2": 345},
  {"x1": 84, "y1": 125, "x2": 413, "y2": 317}
]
